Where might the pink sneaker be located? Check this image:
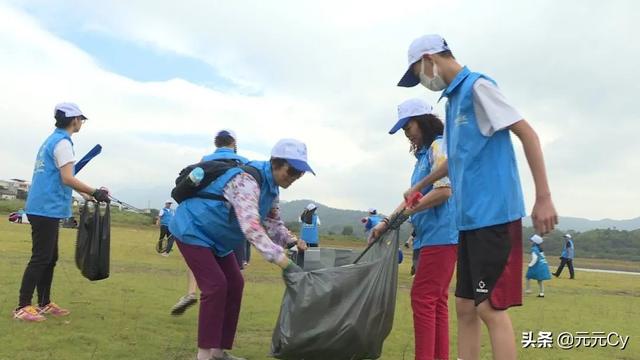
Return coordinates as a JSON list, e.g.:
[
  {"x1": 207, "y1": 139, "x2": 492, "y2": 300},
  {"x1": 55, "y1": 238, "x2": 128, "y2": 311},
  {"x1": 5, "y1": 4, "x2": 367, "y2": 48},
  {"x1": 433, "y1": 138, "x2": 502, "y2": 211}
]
[
  {"x1": 13, "y1": 305, "x2": 46, "y2": 322},
  {"x1": 38, "y1": 302, "x2": 70, "y2": 317}
]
